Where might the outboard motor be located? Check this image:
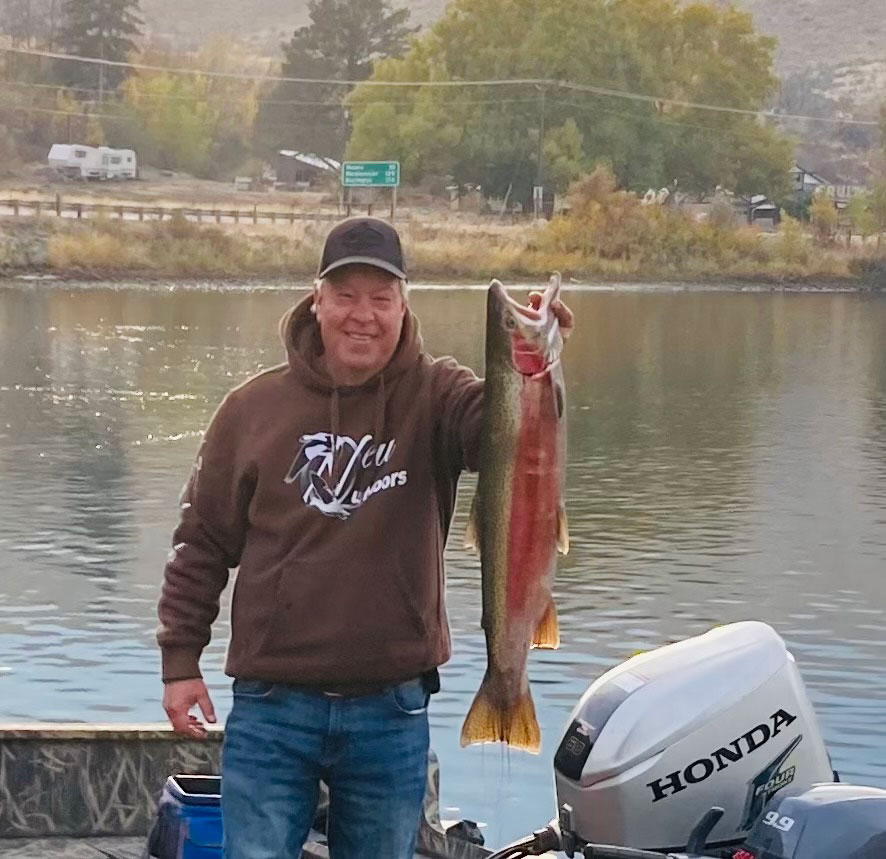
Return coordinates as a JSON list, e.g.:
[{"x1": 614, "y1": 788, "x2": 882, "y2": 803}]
[
  {"x1": 738, "y1": 783, "x2": 886, "y2": 859},
  {"x1": 553, "y1": 622, "x2": 835, "y2": 852}
]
